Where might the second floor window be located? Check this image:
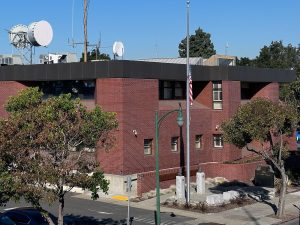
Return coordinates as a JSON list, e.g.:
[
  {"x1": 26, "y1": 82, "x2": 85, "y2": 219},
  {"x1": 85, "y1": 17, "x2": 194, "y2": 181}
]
[
  {"x1": 159, "y1": 81, "x2": 185, "y2": 100},
  {"x1": 213, "y1": 81, "x2": 222, "y2": 109}
]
